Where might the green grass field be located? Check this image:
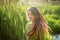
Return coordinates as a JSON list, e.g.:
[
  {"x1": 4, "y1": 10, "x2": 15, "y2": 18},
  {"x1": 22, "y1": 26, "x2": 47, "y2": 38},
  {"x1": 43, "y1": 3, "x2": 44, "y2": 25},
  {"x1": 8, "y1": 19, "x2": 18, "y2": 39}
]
[{"x1": 0, "y1": 4, "x2": 60, "y2": 40}]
